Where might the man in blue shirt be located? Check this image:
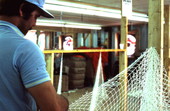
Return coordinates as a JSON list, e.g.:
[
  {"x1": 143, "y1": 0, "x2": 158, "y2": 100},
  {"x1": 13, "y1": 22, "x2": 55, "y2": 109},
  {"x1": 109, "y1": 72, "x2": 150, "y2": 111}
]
[{"x1": 0, "y1": 0, "x2": 68, "y2": 110}]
